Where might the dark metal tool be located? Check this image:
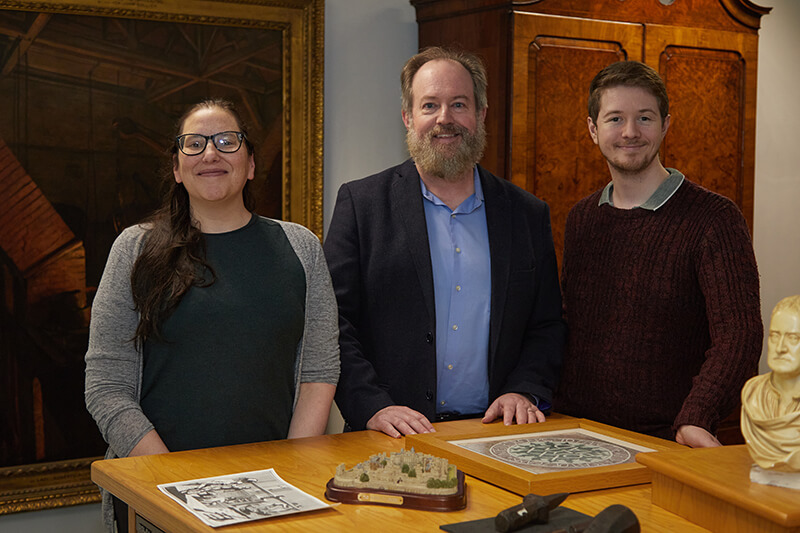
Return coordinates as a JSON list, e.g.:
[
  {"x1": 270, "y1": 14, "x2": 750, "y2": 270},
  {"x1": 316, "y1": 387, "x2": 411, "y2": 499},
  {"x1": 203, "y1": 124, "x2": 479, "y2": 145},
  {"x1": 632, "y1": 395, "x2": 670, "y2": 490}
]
[
  {"x1": 584, "y1": 505, "x2": 640, "y2": 533},
  {"x1": 552, "y1": 504, "x2": 640, "y2": 533},
  {"x1": 494, "y1": 492, "x2": 570, "y2": 532}
]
